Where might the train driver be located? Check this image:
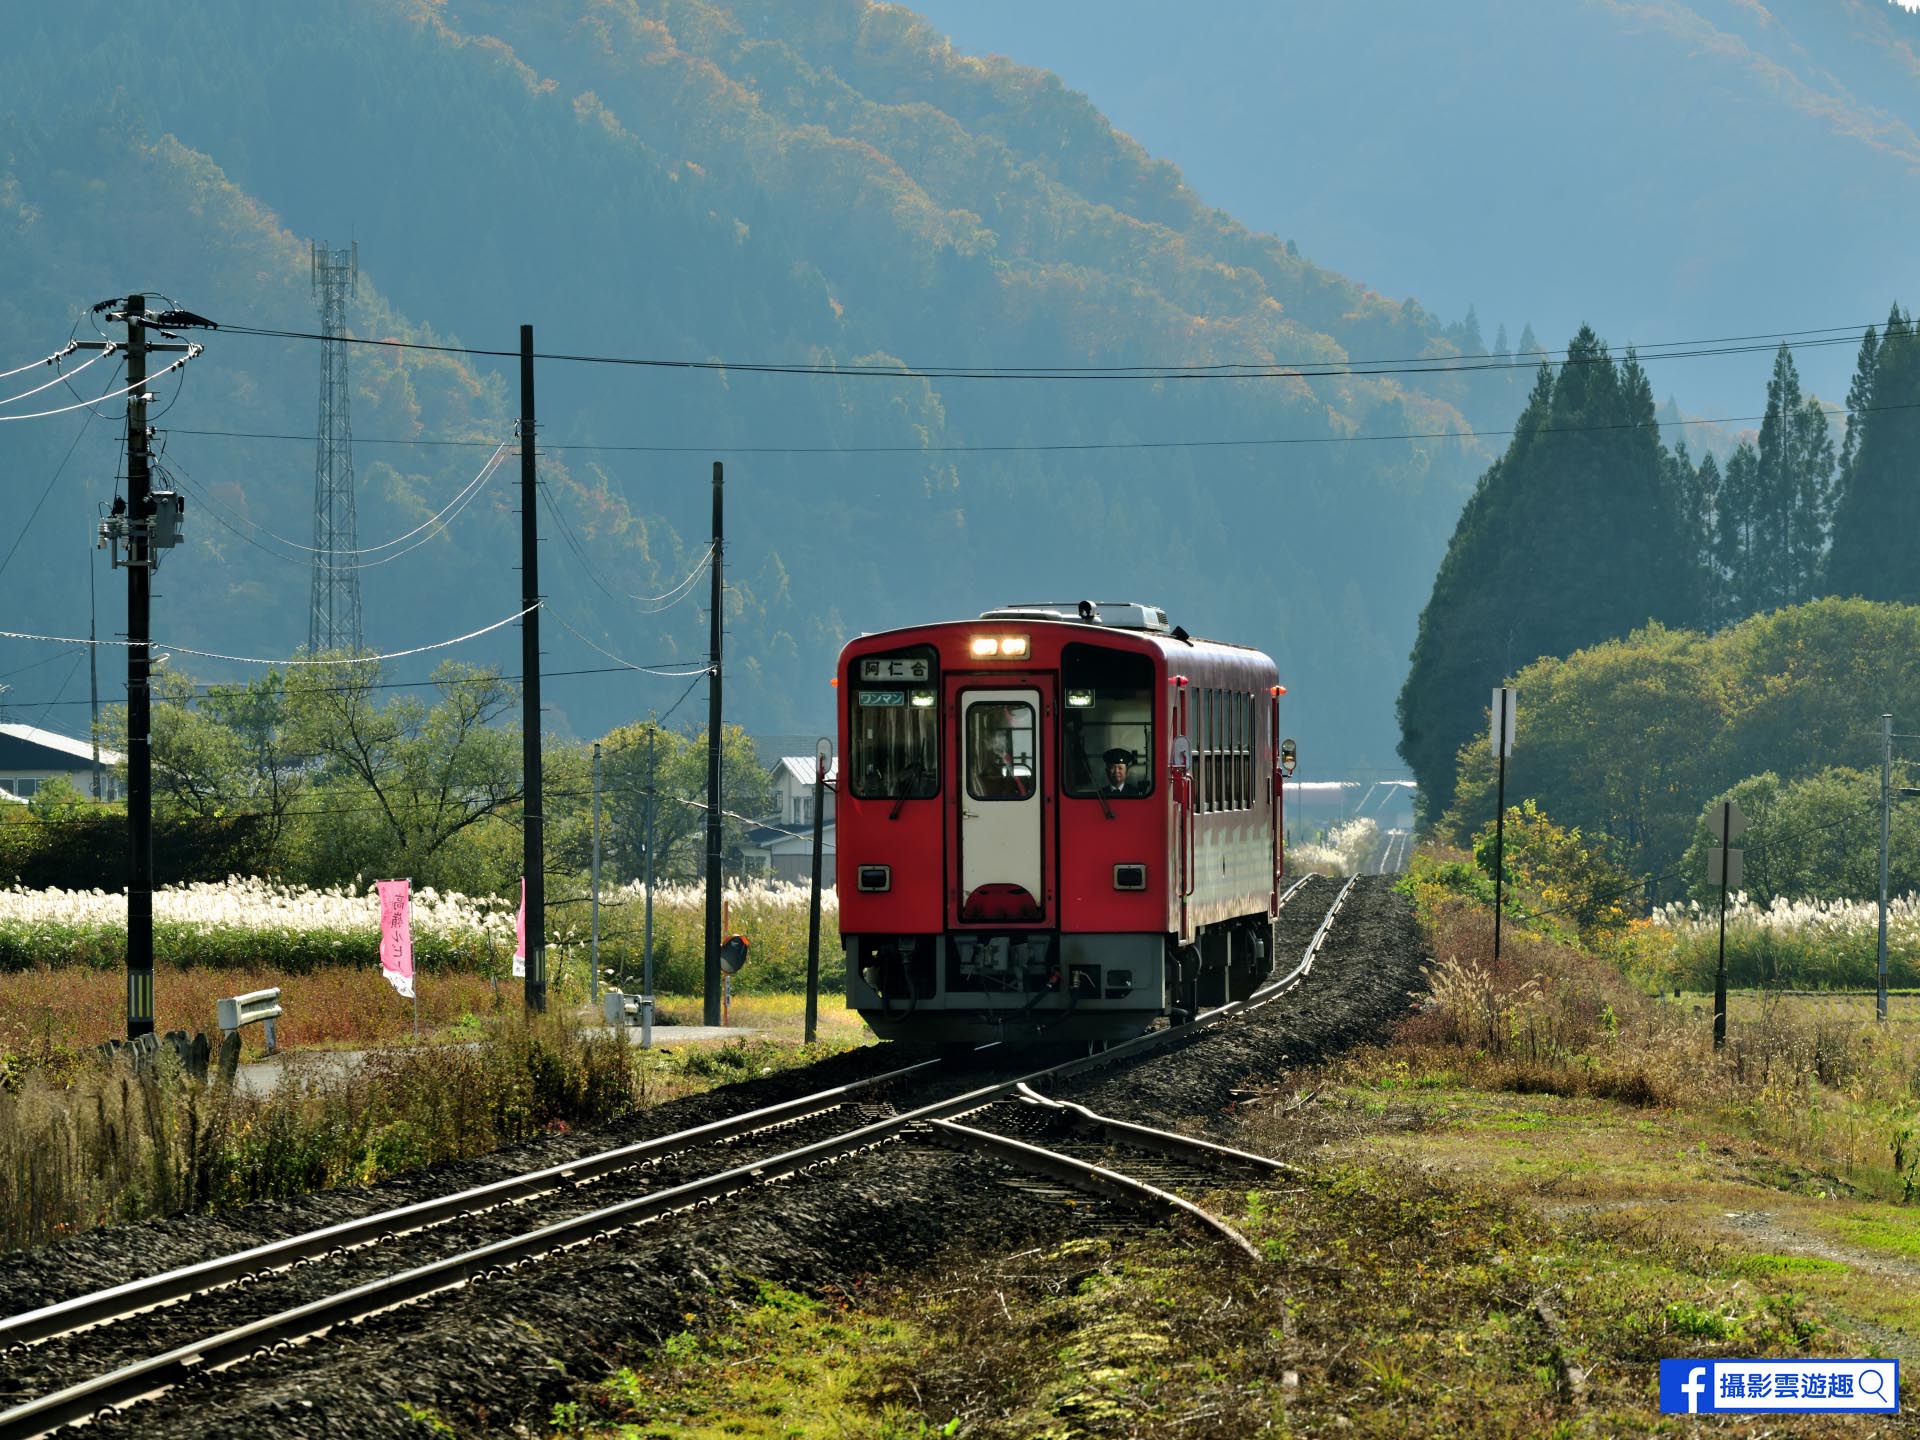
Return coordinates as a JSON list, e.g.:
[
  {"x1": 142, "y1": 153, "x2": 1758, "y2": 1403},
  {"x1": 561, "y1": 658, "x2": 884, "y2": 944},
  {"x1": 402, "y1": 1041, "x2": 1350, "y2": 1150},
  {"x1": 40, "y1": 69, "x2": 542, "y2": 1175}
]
[{"x1": 1102, "y1": 748, "x2": 1141, "y2": 798}]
